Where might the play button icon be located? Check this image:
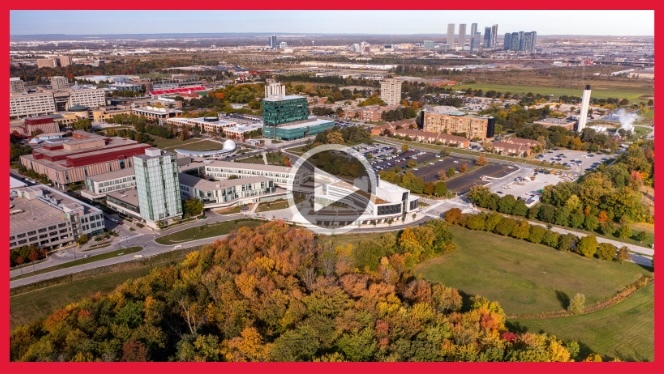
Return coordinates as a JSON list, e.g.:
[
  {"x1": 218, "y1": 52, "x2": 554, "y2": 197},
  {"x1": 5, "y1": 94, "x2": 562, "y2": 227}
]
[{"x1": 288, "y1": 144, "x2": 377, "y2": 234}]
